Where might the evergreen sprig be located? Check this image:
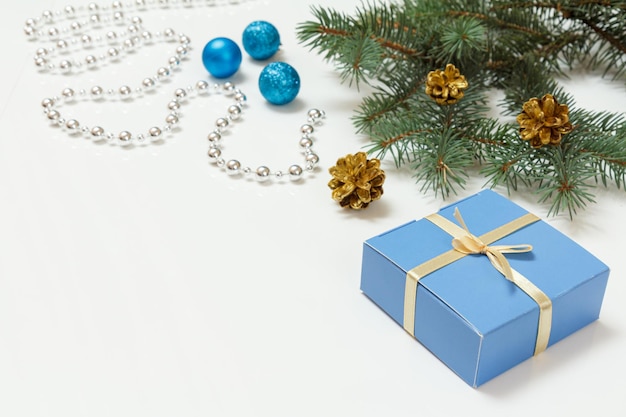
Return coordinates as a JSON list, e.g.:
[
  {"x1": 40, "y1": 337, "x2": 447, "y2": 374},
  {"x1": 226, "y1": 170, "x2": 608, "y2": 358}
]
[{"x1": 297, "y1": 0, "x2": 626, "y2": 217}]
